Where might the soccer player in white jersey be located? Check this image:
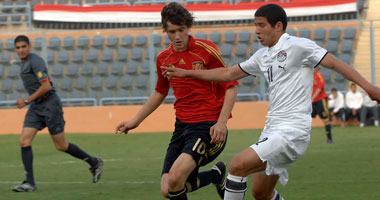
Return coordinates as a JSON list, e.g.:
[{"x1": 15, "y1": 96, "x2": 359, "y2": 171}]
[{"x1": 161, "y1": 4, "x2": 380, "y2": 200}]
